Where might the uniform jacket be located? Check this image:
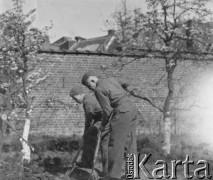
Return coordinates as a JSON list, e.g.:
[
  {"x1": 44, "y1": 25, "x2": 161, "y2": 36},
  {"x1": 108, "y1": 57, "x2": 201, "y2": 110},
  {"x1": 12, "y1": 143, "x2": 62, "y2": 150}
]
[
  {"x1": 83, "y1": 94, "x2": 103, "y2": 130},
  {"x1": 95, "y1": 77, "x2": 133, "y2": 126}
]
